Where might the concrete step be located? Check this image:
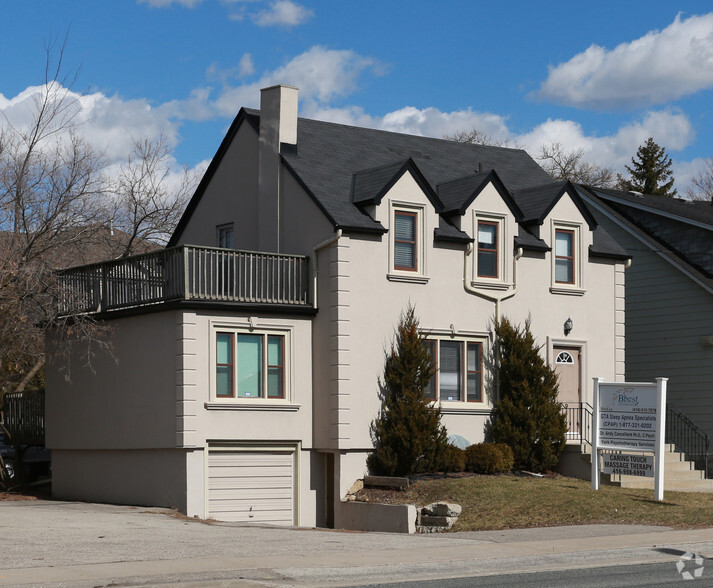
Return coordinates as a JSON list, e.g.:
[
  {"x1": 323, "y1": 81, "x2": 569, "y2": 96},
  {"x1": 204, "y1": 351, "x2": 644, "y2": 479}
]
[
  {"x1": 615, "y1": 477, "x2": 713, "y2": 492},
  {"x1": 558, "y1": 442, "x2": 711, "y2": 493}
]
